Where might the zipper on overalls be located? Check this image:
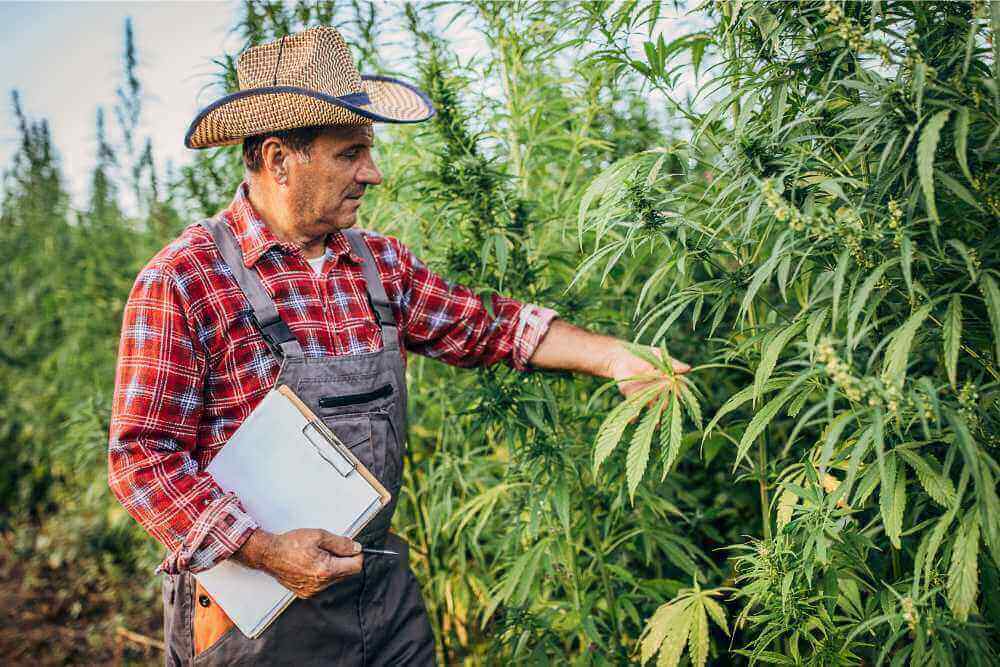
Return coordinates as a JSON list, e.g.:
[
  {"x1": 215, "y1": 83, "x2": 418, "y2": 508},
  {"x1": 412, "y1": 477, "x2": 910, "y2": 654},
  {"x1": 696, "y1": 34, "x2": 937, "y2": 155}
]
[{"x1": 318, "y1": 383, "x2": 393, "y2": 408}]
